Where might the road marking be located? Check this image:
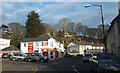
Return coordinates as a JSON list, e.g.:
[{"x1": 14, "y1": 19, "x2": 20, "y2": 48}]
[
  {"x1": 73, "y1": 63, "x2": 80, "y2": 73},
  {"x1": 32, "y1": 66, "x2": 38, "y2": 71},
  {"x1": 73, "y1": 65, "x2": 75, "y2": 68},
  {"x1": 74, "y1": 68, "x2": 79, "y2": 73},
  {"x1": 39, "y1": 66, "x2": 47, "y2": 69}
]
